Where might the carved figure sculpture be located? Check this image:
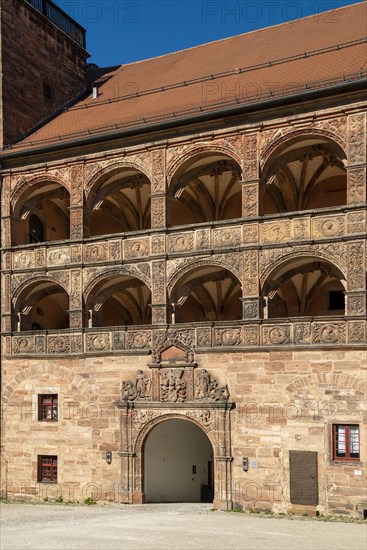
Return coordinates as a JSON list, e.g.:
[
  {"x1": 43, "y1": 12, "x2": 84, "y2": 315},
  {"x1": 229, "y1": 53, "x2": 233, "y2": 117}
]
[
  {"x1": 195, "y1": 369, "x2": 229, "y2": 402},
  {"x1": 136, "y1": 370, "x2": 150, "y2": 398},
  {"x1": 121, "y1": 381, "x2": 137, "y2": 402},
  {"x1": 160, "y1": 369, "x2": 187, "y2": 402}
]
